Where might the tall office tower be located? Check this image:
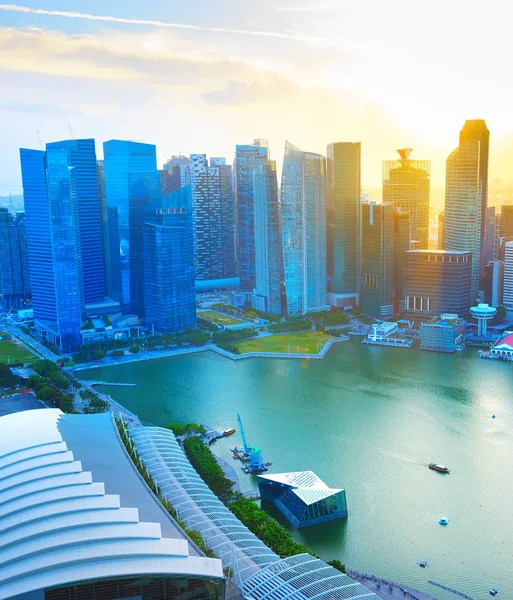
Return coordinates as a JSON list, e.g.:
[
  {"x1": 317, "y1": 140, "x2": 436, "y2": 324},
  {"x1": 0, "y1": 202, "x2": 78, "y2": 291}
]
[
  {"x1": 483, "y1": 260, "x2": 504, "y2": 307},
  {"x1": 445, "y1": 138, "x2": 483, "y2": 299},
  {"x1": 326, "y1": 142, "x2": 361, "y2": 295},
  {"x1": 189, "y1": 155, "x2": 236, "y2": 284},
  {"x1": 161, "y1": 155, "x2": 190, "y2": 195},
  {"x1": 360, "y1": 203, "x2": 394, "y2": 318},
  {"x1": 253, "y1": 161, "x2": 283, "y2": 315},
  {"x1": 403, "y1": 250, "x2": 472, "y2": 320},
  {"x1": 459, "y1": 119, "x2": 490, "y2": 282},
  {"x1": 503, "y1": 242, "x2": 513, "y2": 311},
  {"x1": 46, "y1": 139, "x2": 105, "y2": 304},
  {"x1": 235, "y1": 139, "x2": 270, "y2": 290},
  {"x1": 103, "y1": 140, "x2": 158, "y2": 313},
  {"x1": 393, "y1": 209, "x2": 411, "y2": 312},
  {"x1": 382, "y1": 149, "x2": 430, "y2": 249},
  {"x1": 494, "y1": 212, "x2": 503, "y2": 260},
  {"x1": 484, "y1": 206, "x2": 496, "y2": 266},
  {"x1": 438, "y1": 211, "x2": 445, "y2": 250},
  {"x1": 281, "y1": 142, "x2": 328, "y2": 316},
  {"x1": 502, "y1": 205, "x2": 513, "y2": 238},
  {"x1": 20, "y1": 147, "x2": 85, "y2": 352},
  {"x1": 0, "y1": 210, "x2": 31, "y2": 309},
  {"x1": 144, "y1": 186, "x2": 196, "y2": 333}
]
